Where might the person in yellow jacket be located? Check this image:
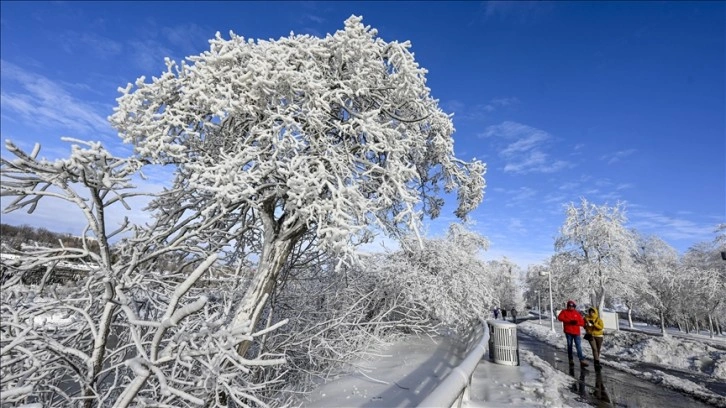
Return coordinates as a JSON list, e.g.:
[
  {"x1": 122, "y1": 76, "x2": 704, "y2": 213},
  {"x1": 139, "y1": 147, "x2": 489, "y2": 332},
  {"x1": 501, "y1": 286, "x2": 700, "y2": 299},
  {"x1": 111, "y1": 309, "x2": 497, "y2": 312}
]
[{"x1": 584, "y1": 307, "x2": 605, "y2": 370}]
